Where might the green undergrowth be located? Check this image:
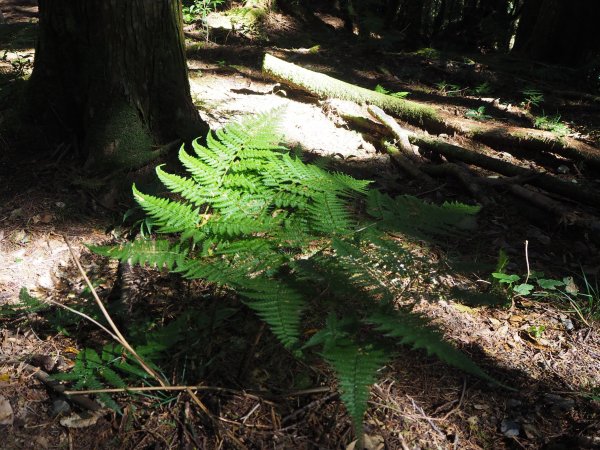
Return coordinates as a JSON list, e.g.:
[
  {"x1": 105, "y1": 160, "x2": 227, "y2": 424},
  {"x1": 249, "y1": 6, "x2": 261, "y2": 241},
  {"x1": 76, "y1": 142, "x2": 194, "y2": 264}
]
[{"x1": 3, "y1": 109, "x2": 507, "y2": 441}]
